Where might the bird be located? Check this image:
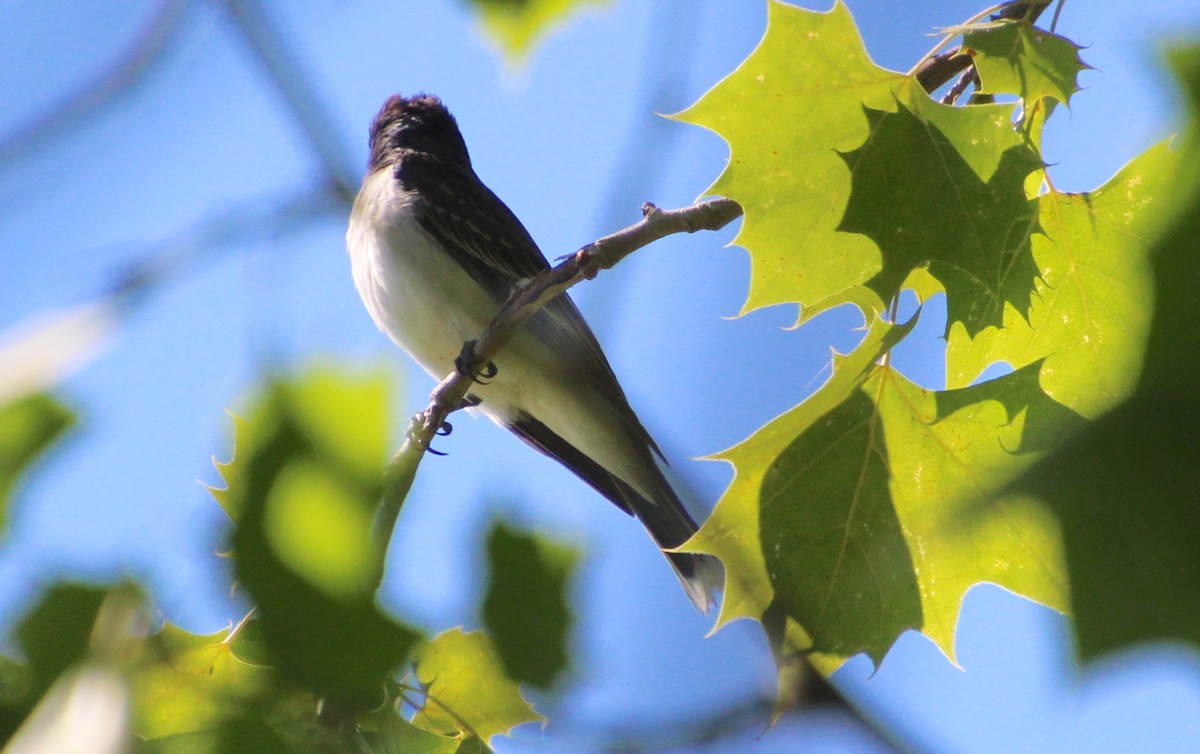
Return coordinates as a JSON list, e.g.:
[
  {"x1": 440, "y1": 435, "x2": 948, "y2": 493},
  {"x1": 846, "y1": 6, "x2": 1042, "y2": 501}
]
[{"x1": 345, "y1": 93, "x2": 720, "y2": 612}]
